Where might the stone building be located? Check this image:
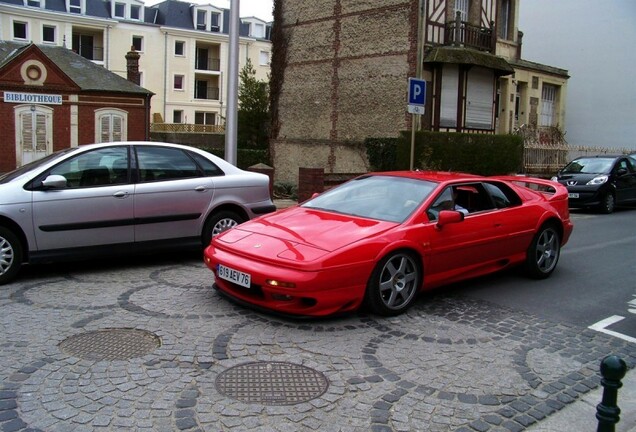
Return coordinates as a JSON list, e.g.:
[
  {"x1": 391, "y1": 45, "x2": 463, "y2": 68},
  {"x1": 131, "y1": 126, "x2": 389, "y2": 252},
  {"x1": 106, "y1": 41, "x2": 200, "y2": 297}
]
[{"x1": 270, "y1": 0, "x2": 569, "y2": 184}]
